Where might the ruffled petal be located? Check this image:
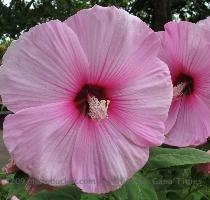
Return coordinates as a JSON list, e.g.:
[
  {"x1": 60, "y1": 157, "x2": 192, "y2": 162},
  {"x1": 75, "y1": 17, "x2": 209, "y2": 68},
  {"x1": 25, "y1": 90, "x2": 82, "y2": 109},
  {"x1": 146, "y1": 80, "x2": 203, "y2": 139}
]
[
  {"x1": 71, "y1": 120, "x2": 149, "y2": 193},
  {"x1": 165, "y1": 95, "x2": 210, "y2": 147},
  {"x1": 108, "y1": 58, "x2": 172, "y2": 147},
  {"x1": 164, "y1": 99, "x2": 181, "y2": 134},
  {"x1": 197, "y1": 16, "x2": 210, "y2": 29},
  {"x1": 0, "y1": 20, "x2": 89, "y2": 112},
  {"x1": 3, "y1": 101, "x2": 80, "y2": 185},
  {"x1": 194, "y1": 49, "x2": 210, "y2": 110},
  {"x1": 65, "y1": 5, "x2": 160, "y2": 86}
]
